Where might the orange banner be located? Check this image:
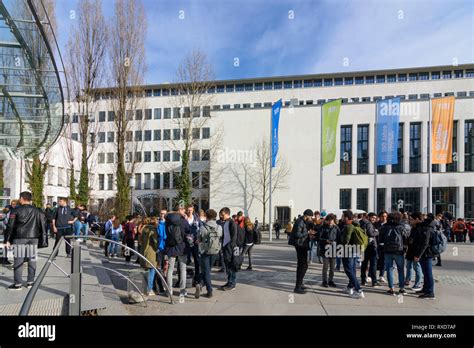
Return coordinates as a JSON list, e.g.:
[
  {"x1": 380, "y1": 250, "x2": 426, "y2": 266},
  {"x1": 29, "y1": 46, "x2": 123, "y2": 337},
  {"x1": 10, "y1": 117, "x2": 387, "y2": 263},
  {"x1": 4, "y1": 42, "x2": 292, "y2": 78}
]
[{"x1": 431, "y1": 96, "x2": 455, "y2": 164}]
